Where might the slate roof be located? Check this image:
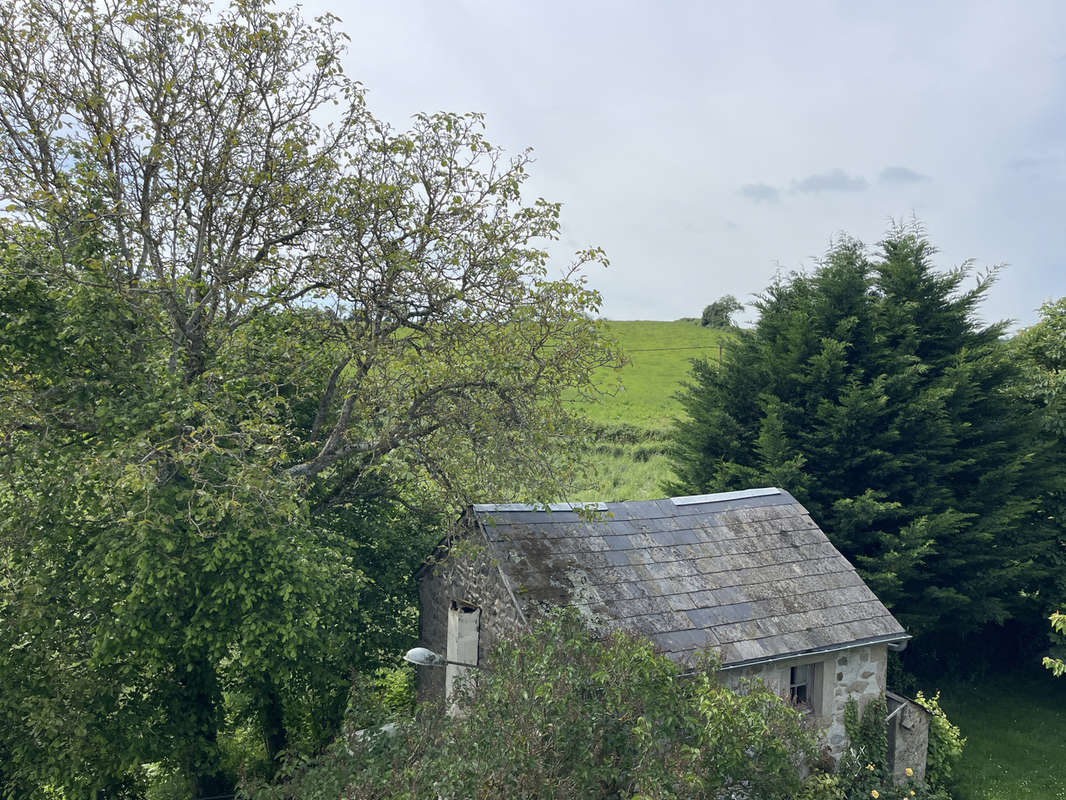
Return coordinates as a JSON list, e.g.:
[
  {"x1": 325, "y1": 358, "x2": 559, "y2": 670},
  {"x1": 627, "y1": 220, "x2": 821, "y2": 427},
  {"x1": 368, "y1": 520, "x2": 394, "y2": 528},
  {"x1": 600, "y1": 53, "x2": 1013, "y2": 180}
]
[{"x1": 469, "y1": 488, "x2": 908, "y2": 668}]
